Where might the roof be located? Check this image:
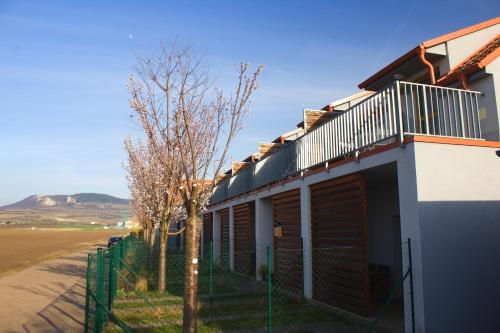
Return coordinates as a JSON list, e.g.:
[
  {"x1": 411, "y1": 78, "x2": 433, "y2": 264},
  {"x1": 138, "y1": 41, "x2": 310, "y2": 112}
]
[
  {"x1": 437, "y1": 34, "x2": 500, "y2": 86},
  {"x1": 358, "y1": 17, "x2": 500, "y2": 89},
  {"x1": 323, "y1": 90, "x2": 375, "y2": 110}
]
